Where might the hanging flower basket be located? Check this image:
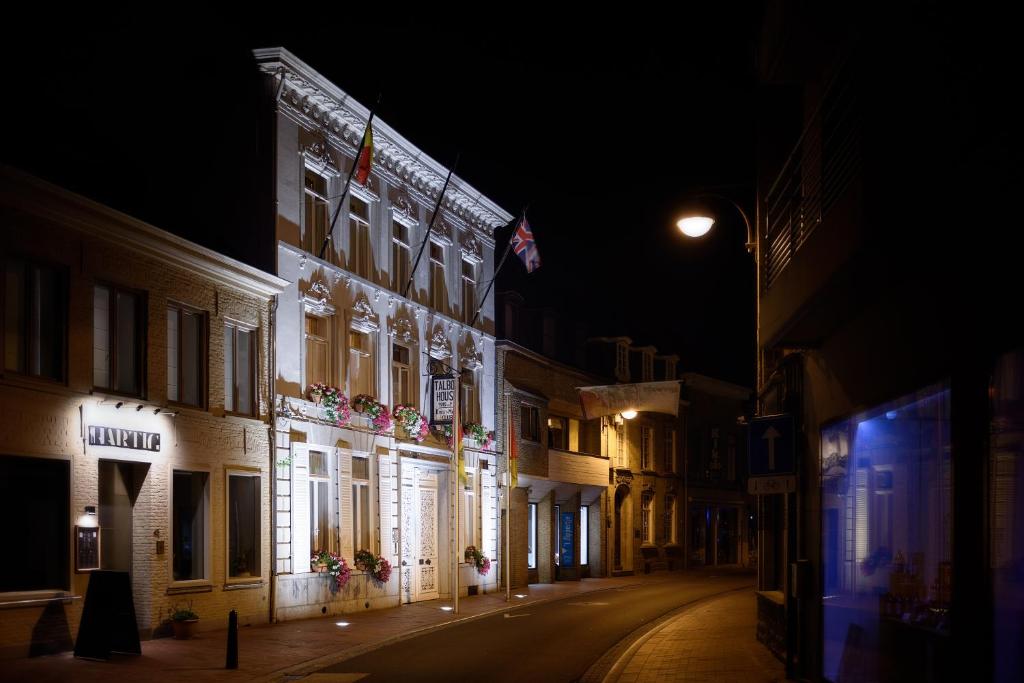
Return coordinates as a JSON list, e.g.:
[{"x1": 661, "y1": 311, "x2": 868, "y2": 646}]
[
  {"x1": 464, "y1": 545, "x2": 491, "y2": 576},
  {"x1": 393, "y1": 405, "x2": 429, "y2": 442},
  {"x1": 311, "y1": 549, "x2": 351, "y2": 591},
  {"x1": 308, "y1": 383, "x2": 351, "y2": 427},
  {"x1": 351, "y1": 394, "x2": 392, "y2": 434},
  {"x1": 354, "y1": 549, "x2": 393, "y2": 584},
  {"x1": 463, "y1": 423, "x2": 495, "y2": 450}
]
